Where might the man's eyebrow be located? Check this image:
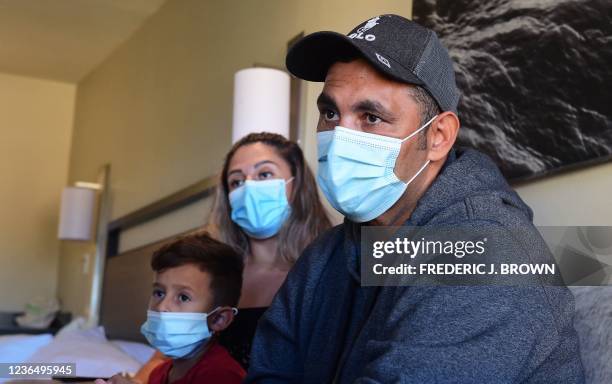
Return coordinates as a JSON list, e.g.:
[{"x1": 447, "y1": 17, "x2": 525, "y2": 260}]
[
  {"x1": 354, "y1": 99, "x2": 395, "y2": 121},
  {"x1": 317, "y1": 92, "x2": 337, "y2": 109}
]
